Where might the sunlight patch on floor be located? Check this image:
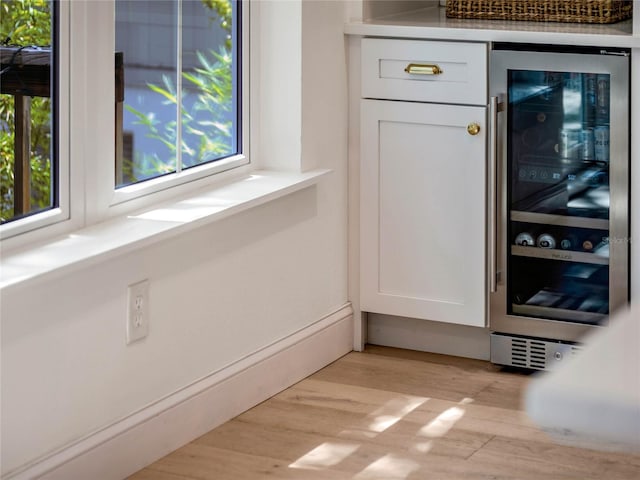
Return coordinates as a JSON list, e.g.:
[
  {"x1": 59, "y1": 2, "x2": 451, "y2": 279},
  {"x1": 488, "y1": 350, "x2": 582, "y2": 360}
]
[
  {"x1": 353, "y1": 454, "x2": 420, "y2": 479},
  {"x1": 288, "y1": 395, "x2": 473, "y2": 477},
  {"x1": 367, "y1": 396, "x2": 428, "y2": 433},
  {"x1": 418, "y1": 397, "x2": 473, "y2": 438},
  {"x1": 410, "y1": 440, "x2": 433, "y2": 454},
  {"x1": 288, "y1": 442, "x2": 360, "y2": 470}
]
